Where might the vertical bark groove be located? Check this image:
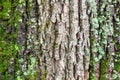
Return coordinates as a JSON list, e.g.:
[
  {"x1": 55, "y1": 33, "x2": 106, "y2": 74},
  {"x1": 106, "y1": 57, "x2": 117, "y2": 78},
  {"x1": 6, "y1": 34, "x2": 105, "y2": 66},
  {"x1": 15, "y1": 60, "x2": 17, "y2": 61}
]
[{"x1": 16, "y1": 0, "x2": 120, "y2": 80}]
